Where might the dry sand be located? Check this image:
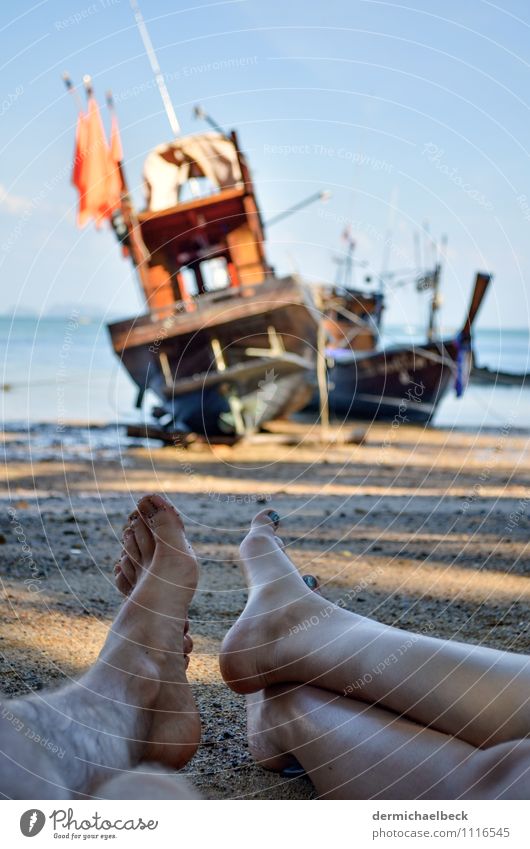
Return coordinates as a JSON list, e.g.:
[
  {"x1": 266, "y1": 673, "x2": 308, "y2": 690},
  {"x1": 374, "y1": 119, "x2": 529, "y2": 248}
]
[{"x1": 0, "y1": 419, "x2": 529, "y2": 799}]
